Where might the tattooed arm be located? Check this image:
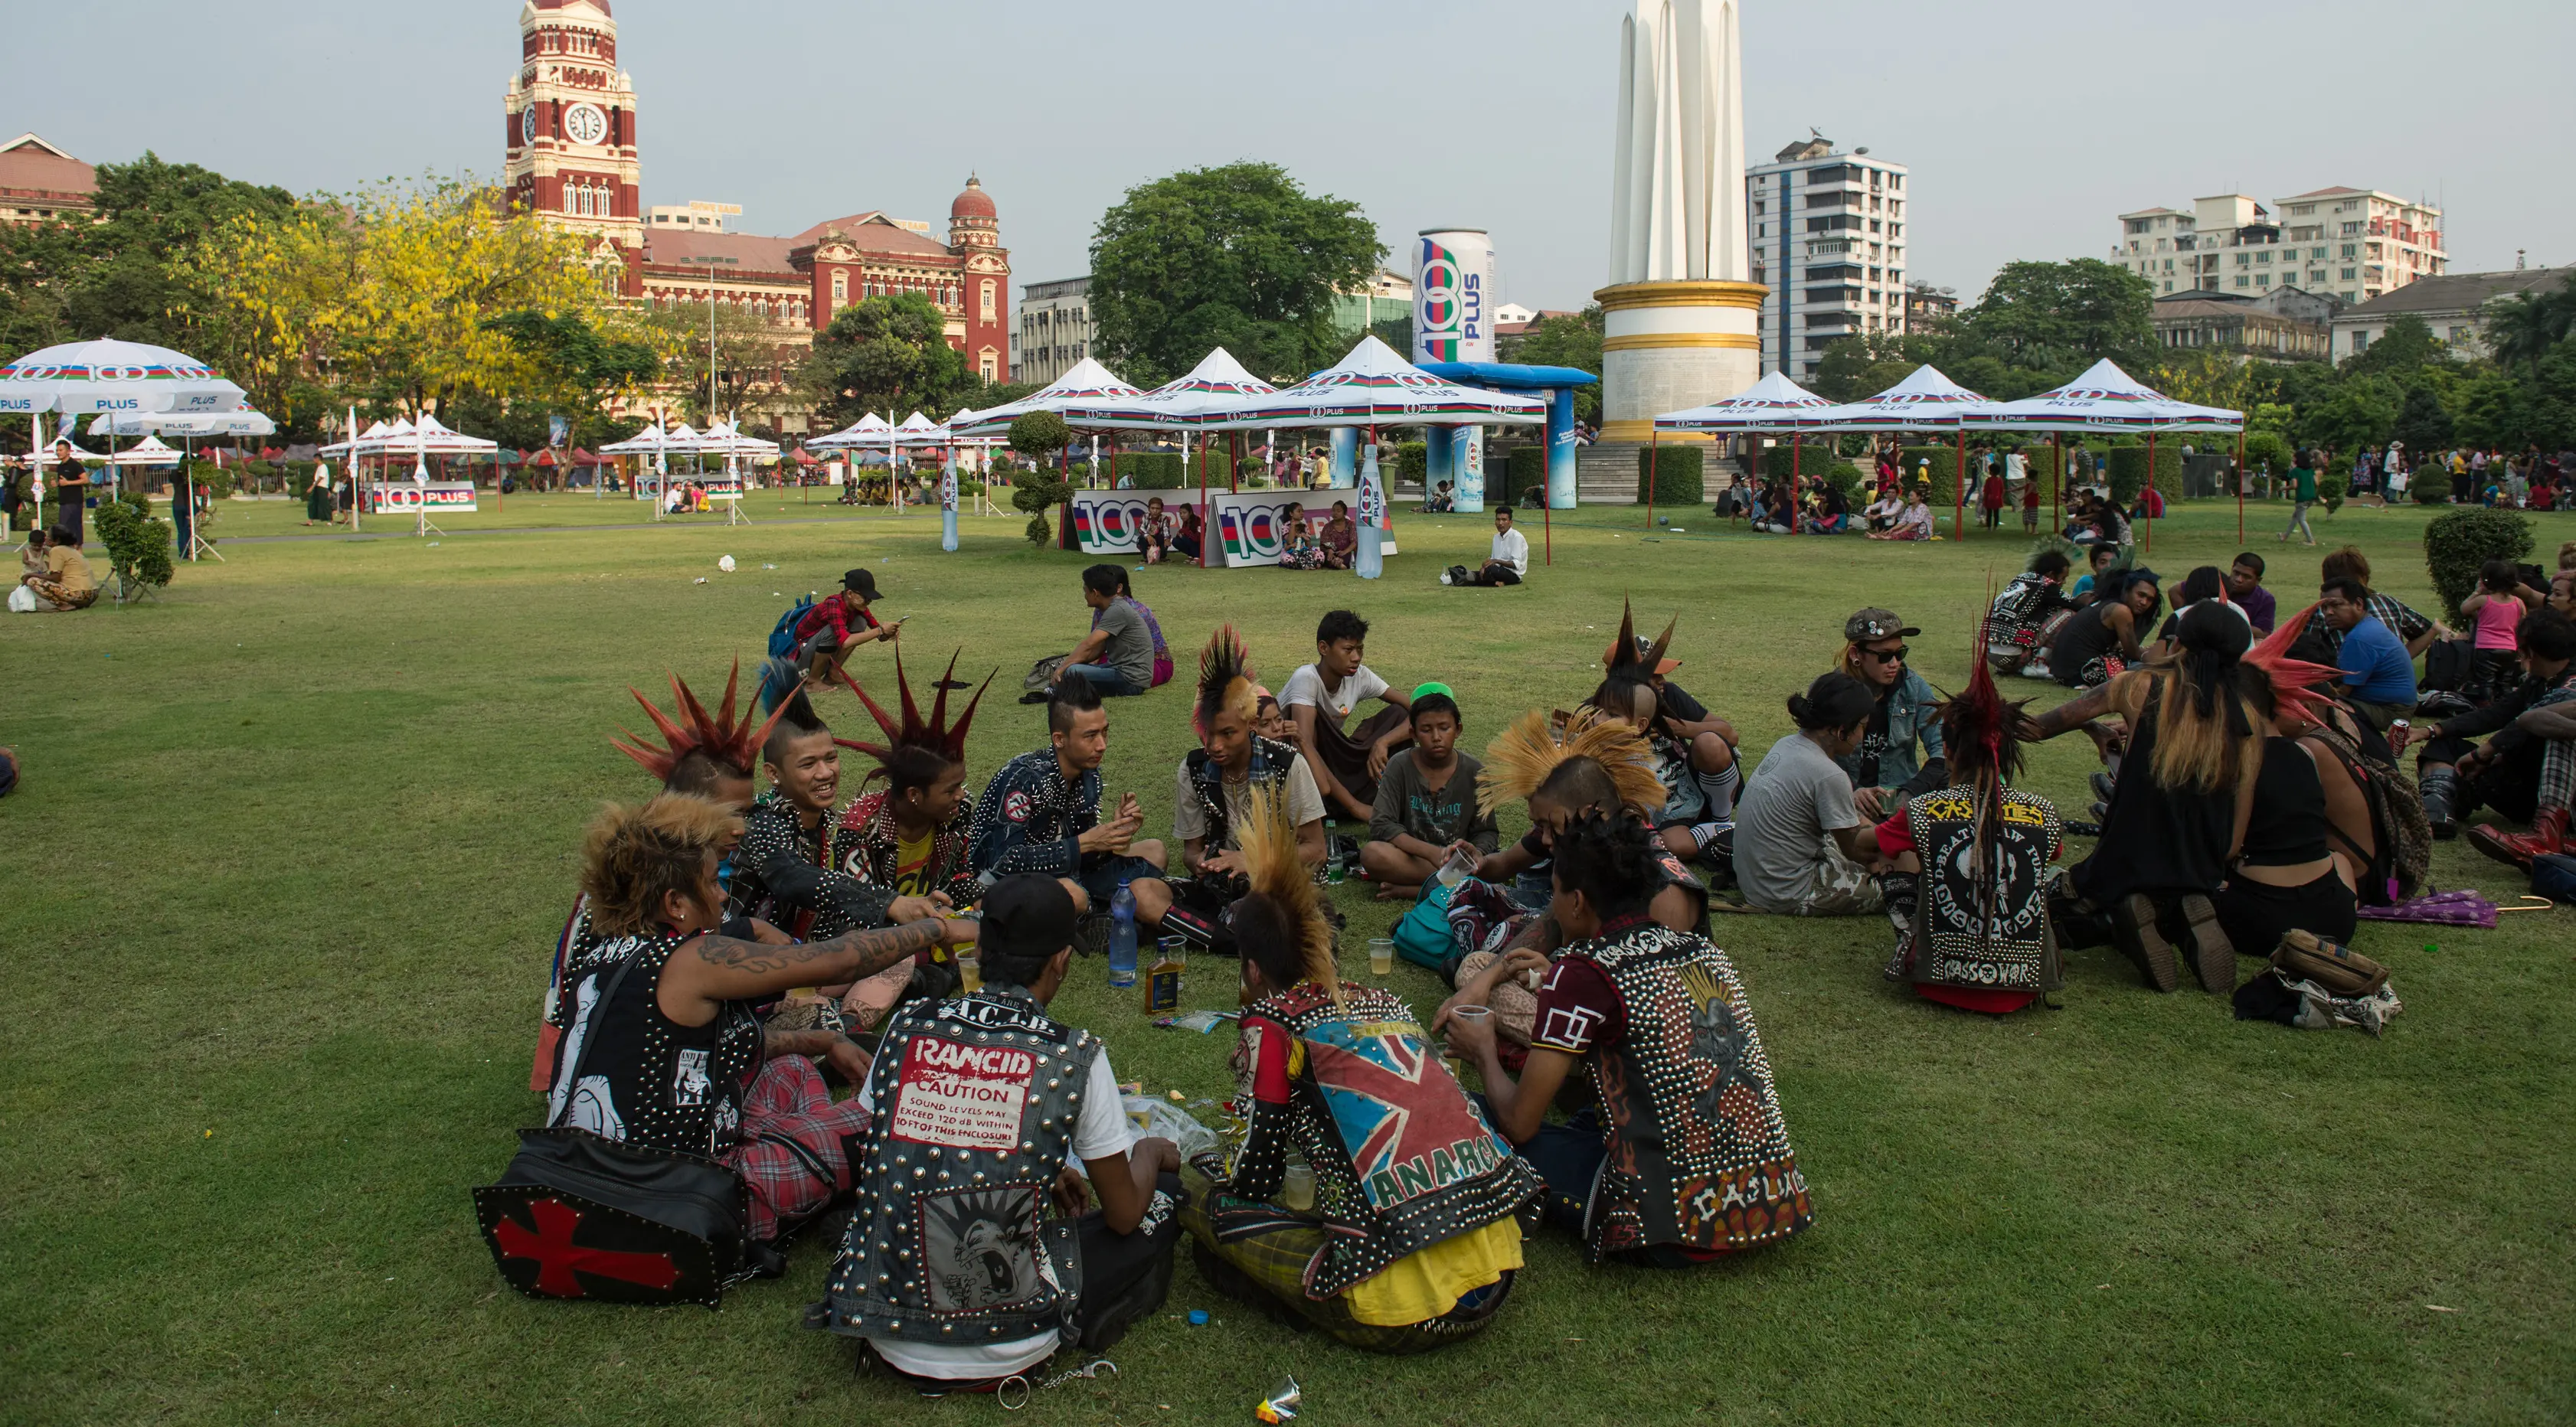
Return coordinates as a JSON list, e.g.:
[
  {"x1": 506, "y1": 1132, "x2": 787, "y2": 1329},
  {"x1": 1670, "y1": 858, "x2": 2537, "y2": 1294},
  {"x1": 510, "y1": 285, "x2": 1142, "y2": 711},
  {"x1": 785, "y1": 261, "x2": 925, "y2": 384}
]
[{"x1": 659, "y1": 917, "x2": 965, "y2": 1024}]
